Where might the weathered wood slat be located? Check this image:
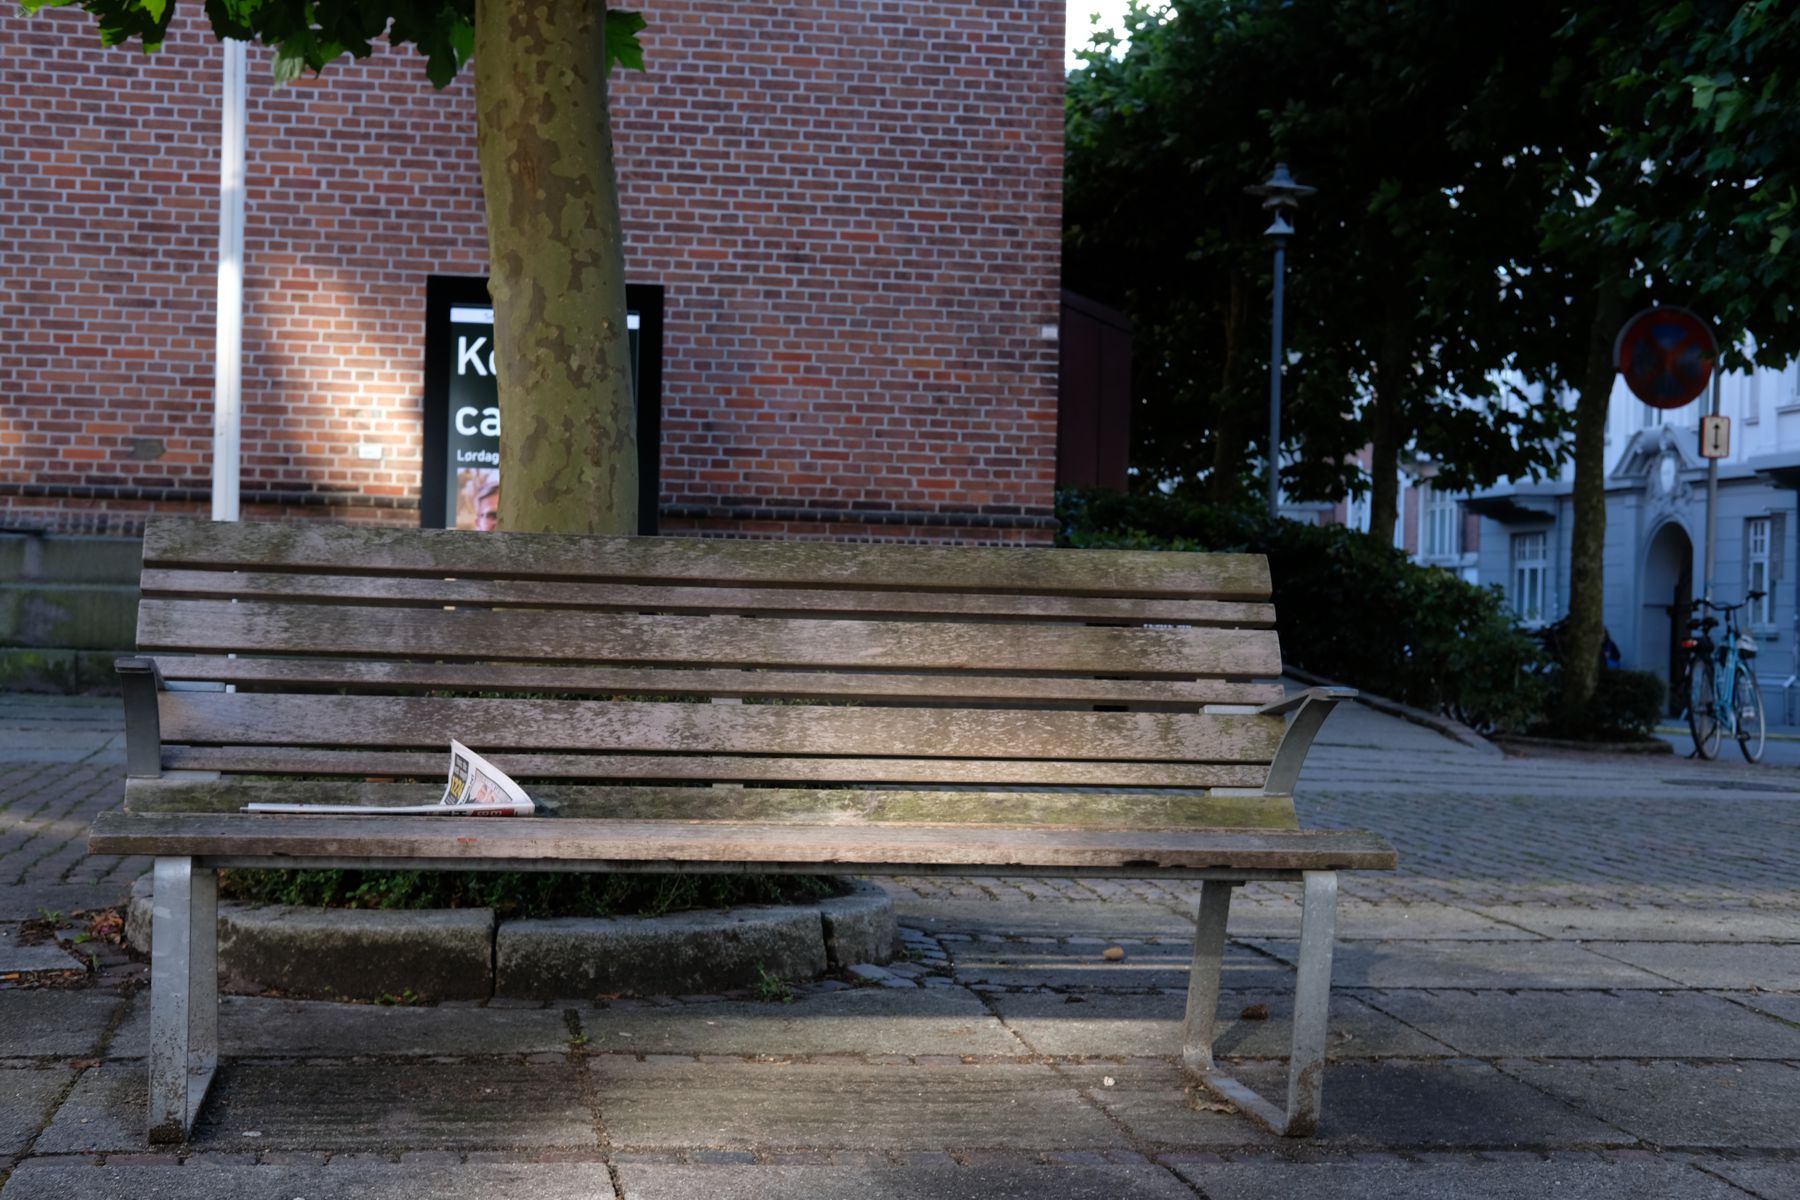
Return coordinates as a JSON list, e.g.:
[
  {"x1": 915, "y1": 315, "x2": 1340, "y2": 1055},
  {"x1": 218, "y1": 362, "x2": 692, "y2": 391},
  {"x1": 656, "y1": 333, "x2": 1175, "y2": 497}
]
[
  {"x1": 140, "y1": 518, "x2": 1273, "y2": 600},
  {"x1": 122, "y1": 780, "x2": 1301, "y2": 831},
  {"x1": 146, "y1": 655, "x2": 1285, "y2": 709},
  {"x1": 88, "y1": 810, "x2": 1397, "y2": 871},
  {"x1": 139, "y1": 570, "x2": 1276, "y2": 628},
  {"x1": 157, "y1": 693, "x2": 1286, "y2": 762},
  {"x1": 158, "y1": 746, "x2": 1271, "y2": 789},
  {"x1": 137, "y1": 600, "x2": 1282, "y2": 678}
]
